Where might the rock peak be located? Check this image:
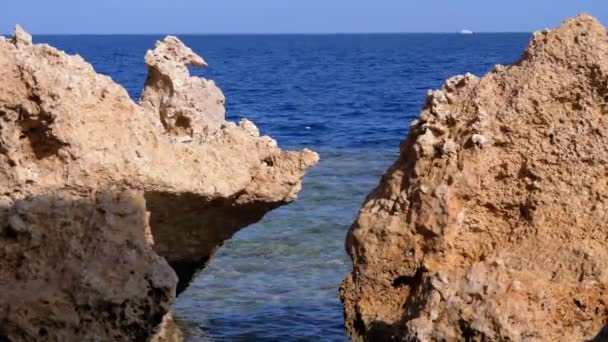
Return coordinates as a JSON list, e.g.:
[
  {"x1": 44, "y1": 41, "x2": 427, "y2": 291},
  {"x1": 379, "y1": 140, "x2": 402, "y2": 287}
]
[
  {"x1": 523, "y1": 12, "x2": 607, "y2": 63},
  {"x1": 140, "y1": 35, "x2": 225, "y2": 137},
  {"x1": 12, "y1": 24, "x2": 32, "y2": 46},
  {"x1": 569, "y1": 12, "x2": 602, "y2": 24},
  {"x1": 145, "y1": 35, "x2": 208, "y2": 70}
]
